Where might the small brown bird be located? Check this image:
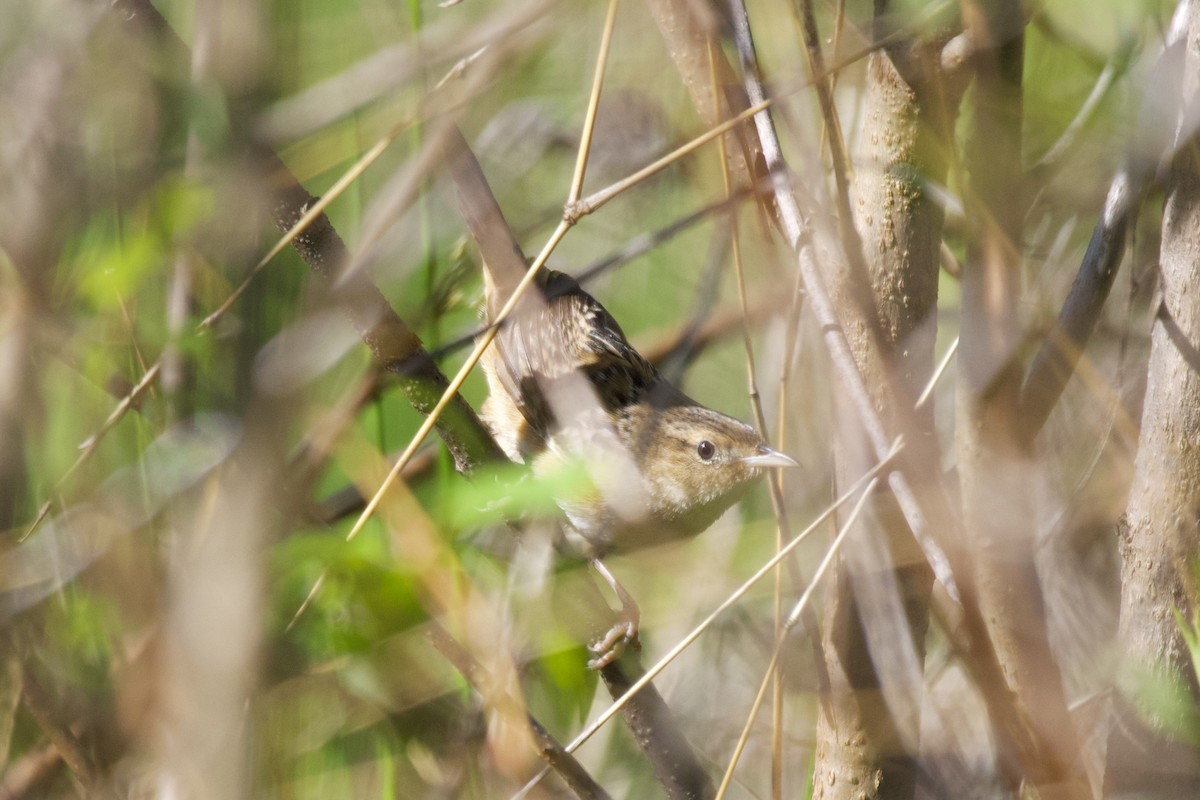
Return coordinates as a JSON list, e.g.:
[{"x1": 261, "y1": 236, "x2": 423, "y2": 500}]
[
  {"x1": 481, "y1": 268, "x2": 796, "y2": 555},
  {"x1": 480, "y1": 266, "x2": 795, "y2": 665}
]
